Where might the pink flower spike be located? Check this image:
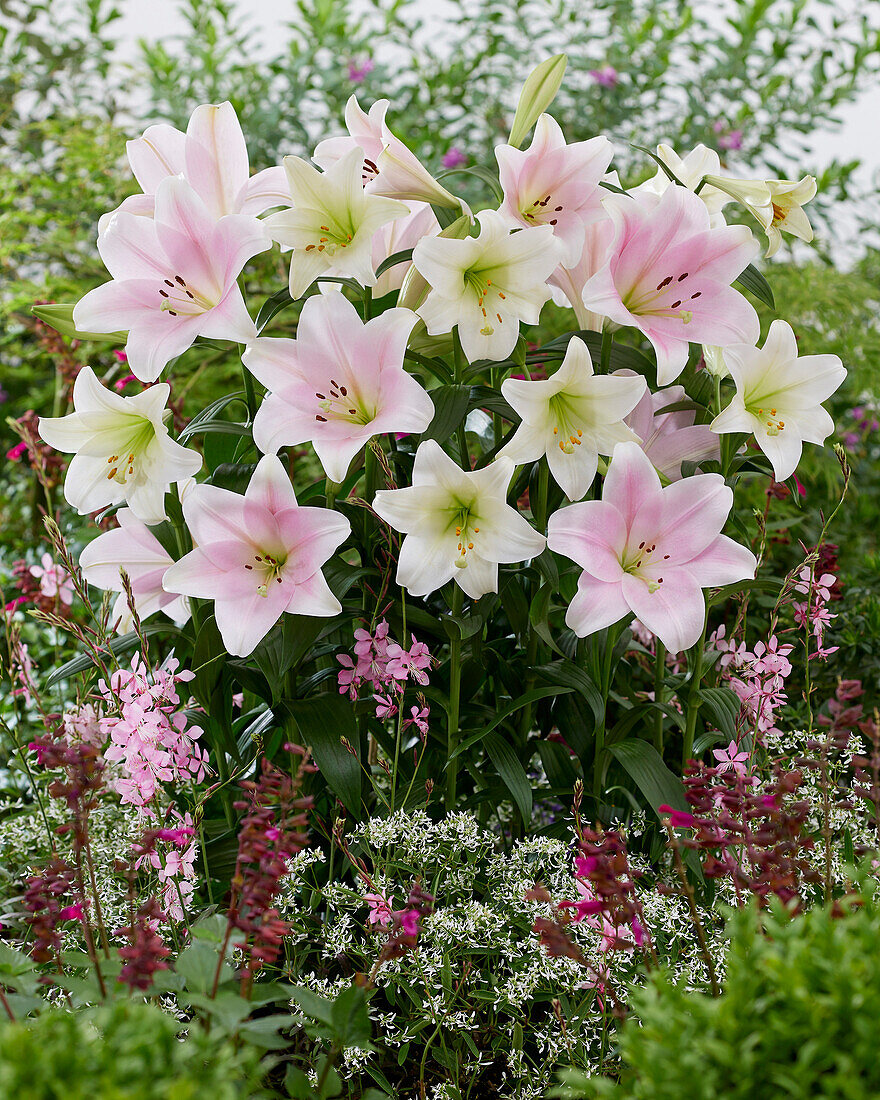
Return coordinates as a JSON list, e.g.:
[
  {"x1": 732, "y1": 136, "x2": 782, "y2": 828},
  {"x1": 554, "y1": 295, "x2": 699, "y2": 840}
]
[
  {"x1": 162, "y1": 454, "x2": 350, "y2": 656},
  {"x1": 245, "y1": 290, "x2": 432, "y2": 483},
  {"x1": 582, "y1": 187, "x2": 760, "y2": 385},
  {"x1": 495, "y1": 114, "x2": 613, "y2": 268},
  {"x1": 59, "y1": 903, "x2": 87, "y2": 921},
  {"x1": 658, "y1": 805, "x2": 697, "y2": 828},
  {"x1": 74, "y1": 176, "x2": 267, "y2": 383},
  {"x1": 547, "y1": 442, "x2": 756, "y2": 653}
]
